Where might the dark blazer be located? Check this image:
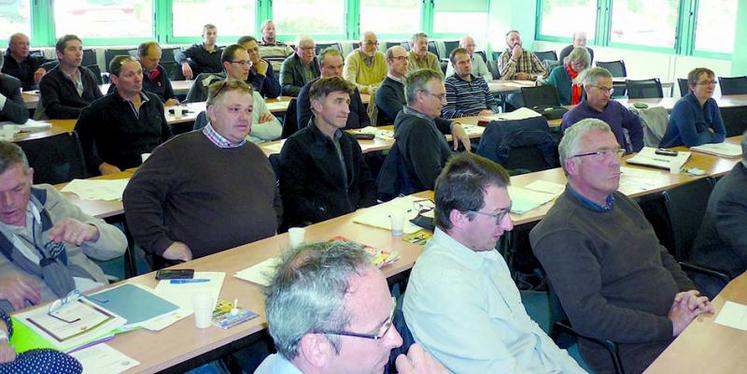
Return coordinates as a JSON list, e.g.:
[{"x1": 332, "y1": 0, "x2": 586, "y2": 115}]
[
  {"x1": 38, "y1": 65, "x2": 103, "y2": 119},
  {"x1": 279, "y1": 53, "x2": 320, "y2": 97},
  {"x1": 0, "y1": 74, "x2": 29, "y2": 124}
]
